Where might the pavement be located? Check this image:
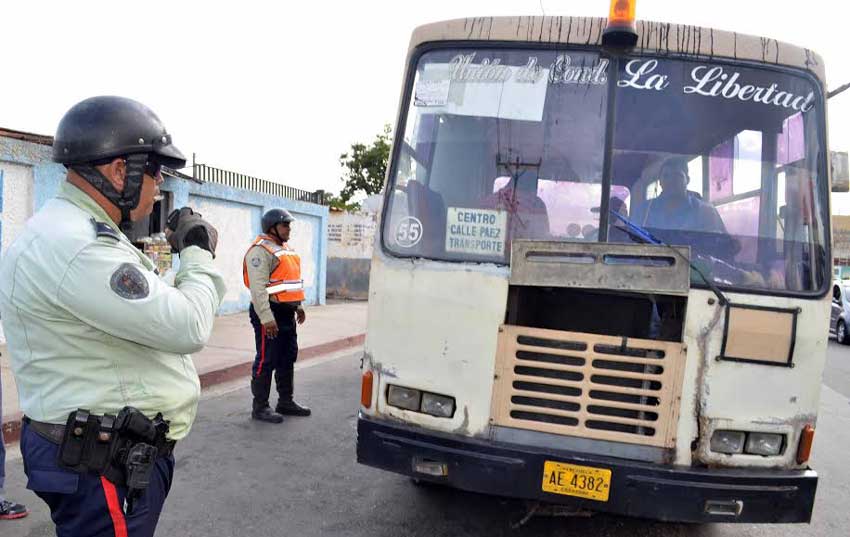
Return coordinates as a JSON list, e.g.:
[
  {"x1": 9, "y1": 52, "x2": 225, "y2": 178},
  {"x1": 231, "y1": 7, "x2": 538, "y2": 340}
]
[
  {"x1": 1, "y1": 300, "x2": 367, "y2": 445},
  {"x1": 6, "y1": 345, "x2": 850, "y2": 537}
]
